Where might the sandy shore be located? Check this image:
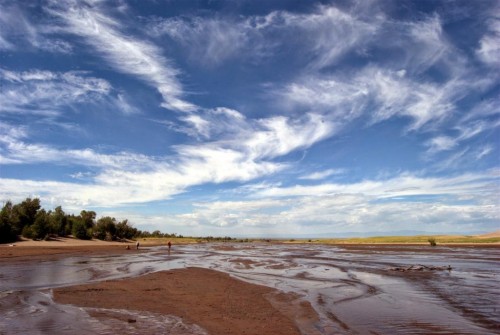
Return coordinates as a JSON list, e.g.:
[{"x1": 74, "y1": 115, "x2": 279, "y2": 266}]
[
  {"x1": 0, "y1": 237, "x2": 139, "y2": 261},
  {"x1": 0, "y1": 239, "x2": 319, "y2": 335}
]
